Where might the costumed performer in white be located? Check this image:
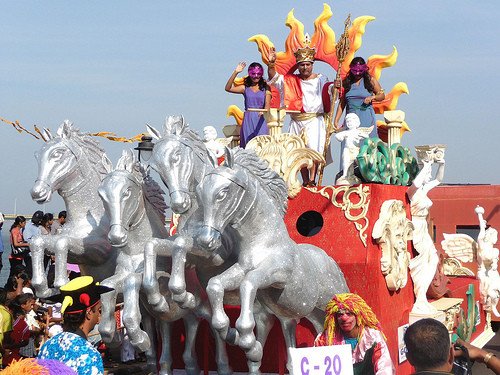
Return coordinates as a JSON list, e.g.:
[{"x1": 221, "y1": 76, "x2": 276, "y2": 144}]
[{"x1": 267, "y1": 35, "x2": 334, "y2": 187}]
